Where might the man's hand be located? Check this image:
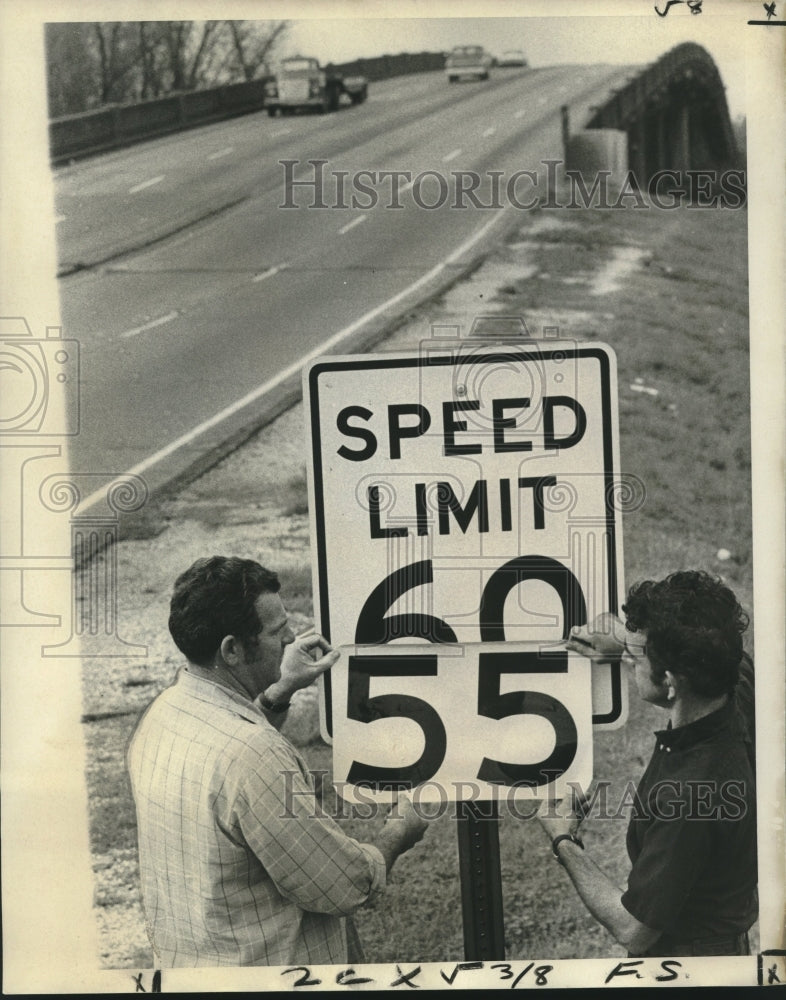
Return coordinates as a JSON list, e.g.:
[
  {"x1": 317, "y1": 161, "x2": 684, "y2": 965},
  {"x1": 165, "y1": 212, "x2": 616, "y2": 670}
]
[
  {"x1": 536, "y1": 796, "x2": 583, "y2": 841},
  {"x1": 375, "y1": 794, "x2": 429, "y2": 873},
  {"x1": 384, "y1": 794, "x2": 429, "y2": 852},
  {"x1": 266, "y1": 630, "x2": 340, "y2": 704},
  {"x1": 567, "y1": 612, "x2": 626, "y2": 661}
]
